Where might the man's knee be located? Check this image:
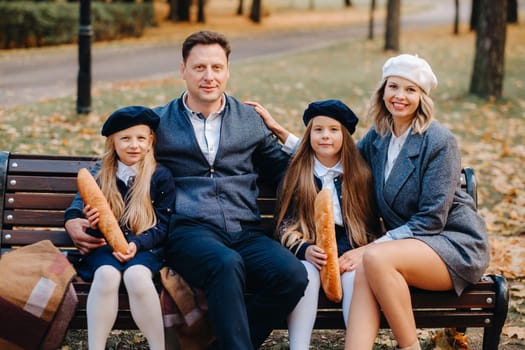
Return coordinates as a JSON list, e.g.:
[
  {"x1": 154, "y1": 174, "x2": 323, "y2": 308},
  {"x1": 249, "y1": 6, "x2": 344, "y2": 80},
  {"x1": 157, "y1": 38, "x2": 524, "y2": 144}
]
[{"x1": 279, "y1": 259, "x2": 308, "y2": 297}]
